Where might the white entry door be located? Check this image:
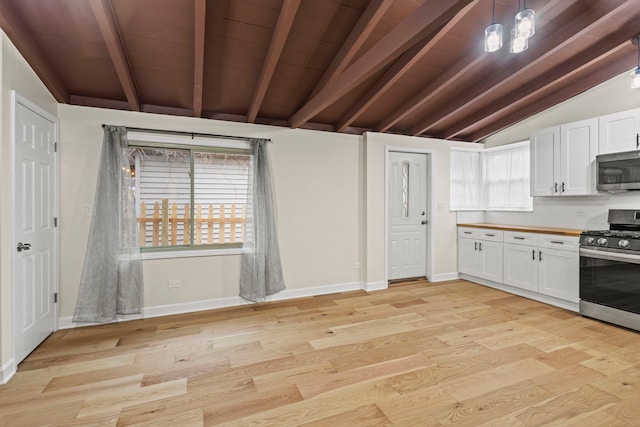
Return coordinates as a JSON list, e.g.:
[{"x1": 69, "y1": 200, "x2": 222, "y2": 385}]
[
  {"x1": 388, "y1": 152, "x2": 428, "y2": 280},
  {"x1": 13, "y1": 96, "x2": 57, "y2": 364}
]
